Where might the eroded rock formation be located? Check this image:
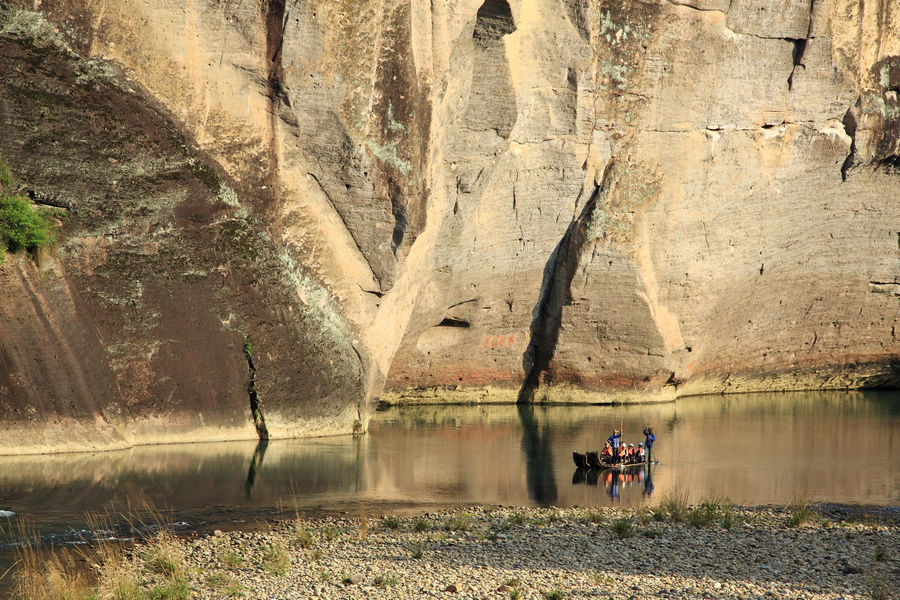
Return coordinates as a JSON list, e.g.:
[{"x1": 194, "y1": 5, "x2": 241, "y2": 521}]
[{"x1": 0, "y1": 0, "x2": 897, "y2": 453}]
